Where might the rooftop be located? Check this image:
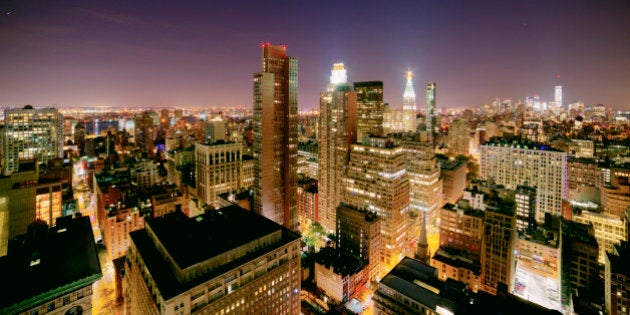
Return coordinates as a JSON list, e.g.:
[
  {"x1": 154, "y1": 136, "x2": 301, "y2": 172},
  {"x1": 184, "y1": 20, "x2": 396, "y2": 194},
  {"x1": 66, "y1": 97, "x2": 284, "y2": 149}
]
[
  {"x1": 0, "y1": 216, "x2": 102, "y2": 314},
  {"x1": 483, "y1": 136, "x2": 564, "y2": 153},
  {"x1": 130, "y1": 205, "x2": 300, "y2": 300}
]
